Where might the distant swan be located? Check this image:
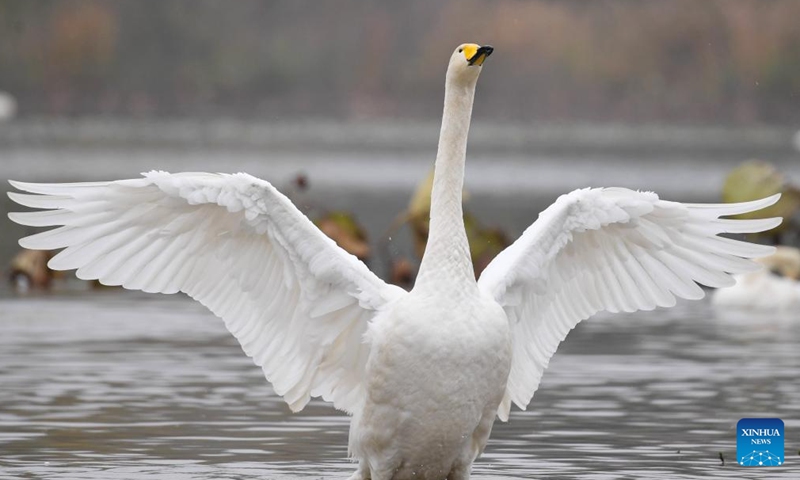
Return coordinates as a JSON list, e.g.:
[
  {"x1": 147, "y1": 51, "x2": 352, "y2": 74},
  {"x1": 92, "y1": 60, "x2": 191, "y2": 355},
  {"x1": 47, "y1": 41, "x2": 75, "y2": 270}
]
[
  {"x1": 713, "y1": 245, "x2": 800, "y2": 312},
  {"x1": 8, "y1": 44, "x2": 781, "y2": 480}
]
